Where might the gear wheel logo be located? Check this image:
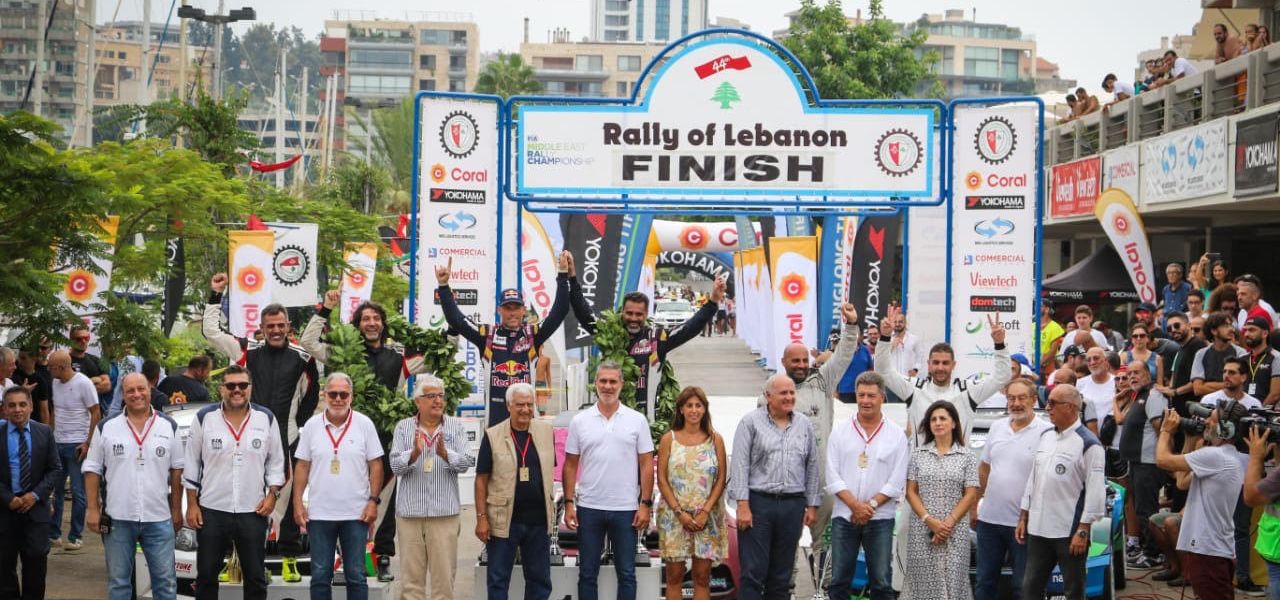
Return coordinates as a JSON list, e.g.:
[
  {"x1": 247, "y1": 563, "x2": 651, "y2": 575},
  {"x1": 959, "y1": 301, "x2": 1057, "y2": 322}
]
[
  {"x1": 272, "y1": 244, "x2": 310, "y2": 287},
  {"x1": 975, "y1": 116, "x2": 1016, "y2": 164},
  {"x1": 439, "y1": 110, "x2": 479, "y2": 159},
  {"x1": 874, "y1": 129, "x2": 922, "y2": 177}
]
